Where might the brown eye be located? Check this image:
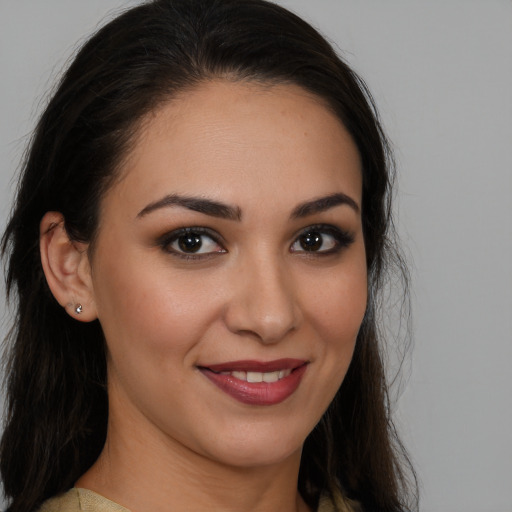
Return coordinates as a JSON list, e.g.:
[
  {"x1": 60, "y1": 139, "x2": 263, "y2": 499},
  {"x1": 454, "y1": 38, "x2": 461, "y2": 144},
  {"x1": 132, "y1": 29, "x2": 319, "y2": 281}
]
[
  {"x1": 161, "y1": 227, "x2": 226, "y2": 258},
  {"x1": 290, "y1": 225, "x2": 354, "y2": 255},
  {"x1": 178, "y1": 233, "x2": 203, "y2": 253},
  {"x1": 299, "y1": 231, "x2": 323, "y2": 252}
]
